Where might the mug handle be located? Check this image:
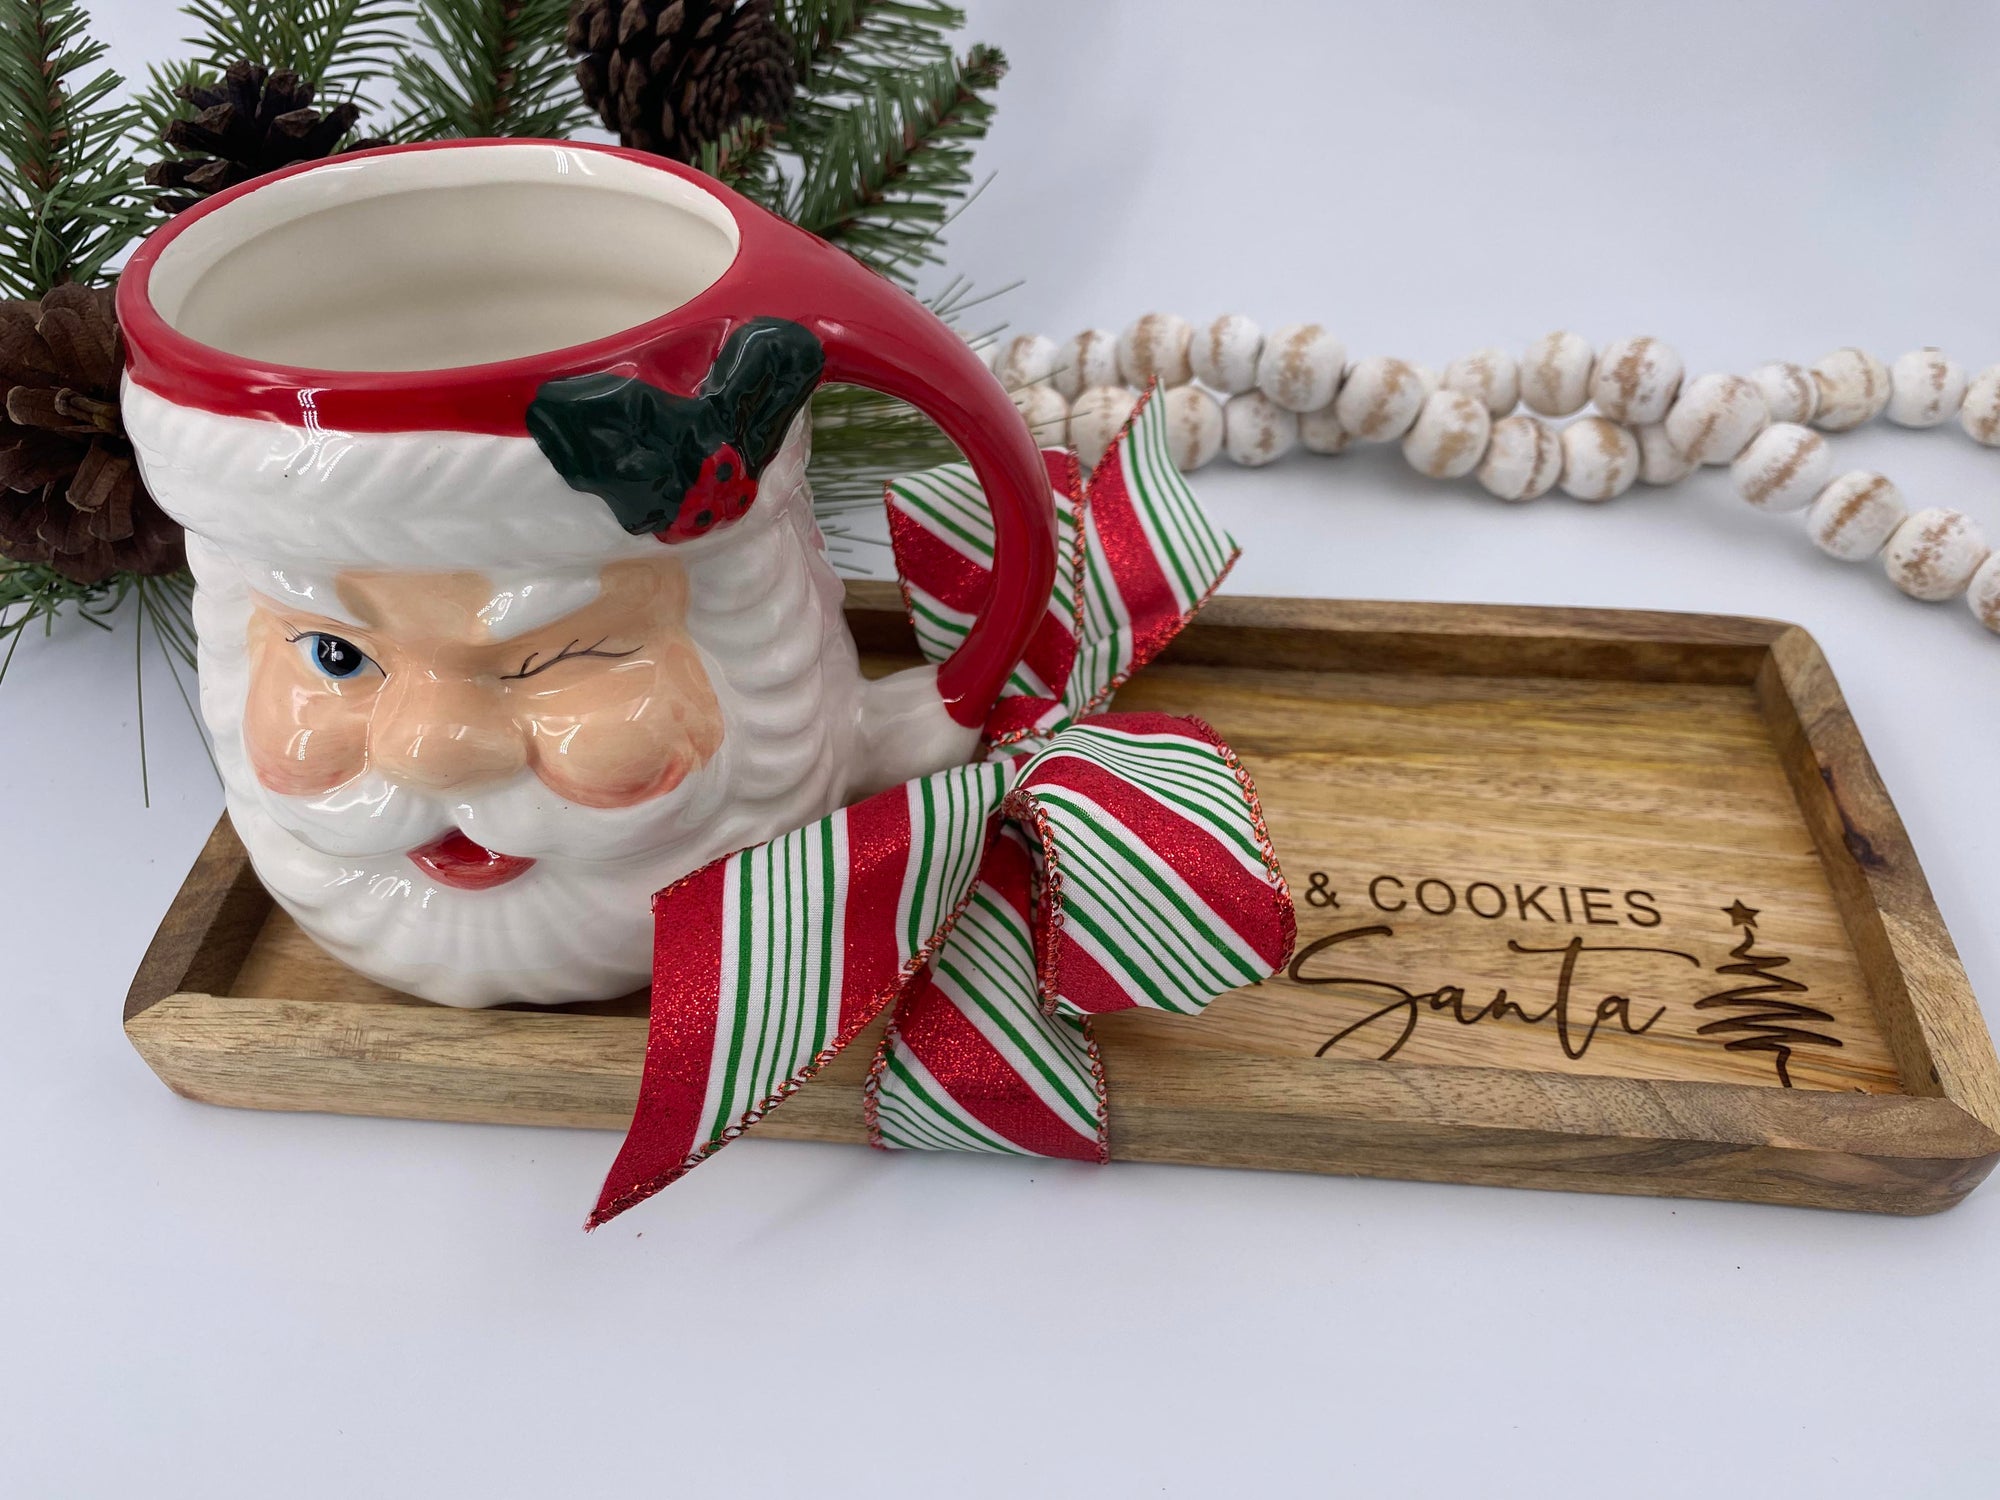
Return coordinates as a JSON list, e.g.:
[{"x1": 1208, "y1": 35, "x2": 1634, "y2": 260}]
[{"x1": 765, "y1": 242, "x2": 1059, "y2": 729}]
